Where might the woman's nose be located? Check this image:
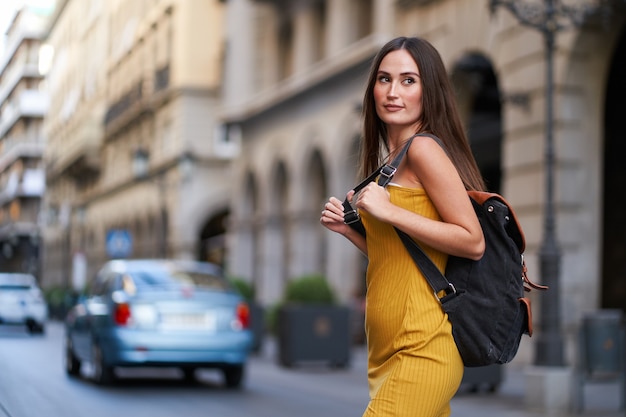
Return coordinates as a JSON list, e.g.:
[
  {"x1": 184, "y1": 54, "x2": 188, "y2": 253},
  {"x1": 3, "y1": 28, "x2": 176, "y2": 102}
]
[{"x1": 387, "y1": 82, "x2": 398, "y2": 98}]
